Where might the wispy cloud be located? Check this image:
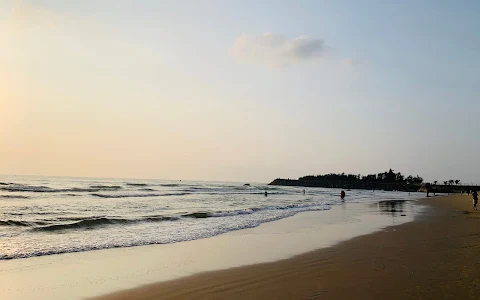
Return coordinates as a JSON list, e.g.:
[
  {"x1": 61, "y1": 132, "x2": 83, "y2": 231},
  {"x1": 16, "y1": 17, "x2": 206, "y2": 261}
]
[{"x1": 230, "y1": 33, "x2": 328, "y2": 68}]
